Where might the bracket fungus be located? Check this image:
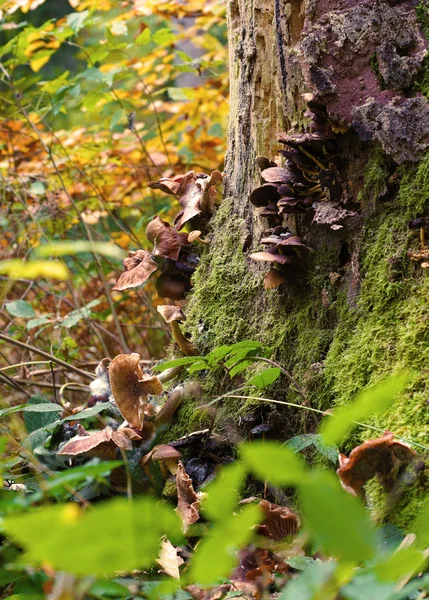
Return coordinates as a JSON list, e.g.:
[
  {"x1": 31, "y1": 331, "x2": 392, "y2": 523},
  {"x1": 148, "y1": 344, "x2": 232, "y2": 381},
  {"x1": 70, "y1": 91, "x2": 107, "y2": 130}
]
[
  {"x1": 113, "y1": 250, "x2": 158, "y2": 292},
  {"x1": 337, "y1": 432, "x2": 416, "y2": 496},
  {"x1": 149, "y1": 169, "x2": 223, "y2": 231},
  {"x1": 157, "y1": 305, "x2": 199, "y2": 356},
  {"x1": 58, "y1": 425, "x2": 142, "y2": 458},
  {"x1": 109, "y1": 353, "x2": 163, "y2": 430},
  {"x1": 250, "y1": 227, "x2": 312, "y2": 290}
]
